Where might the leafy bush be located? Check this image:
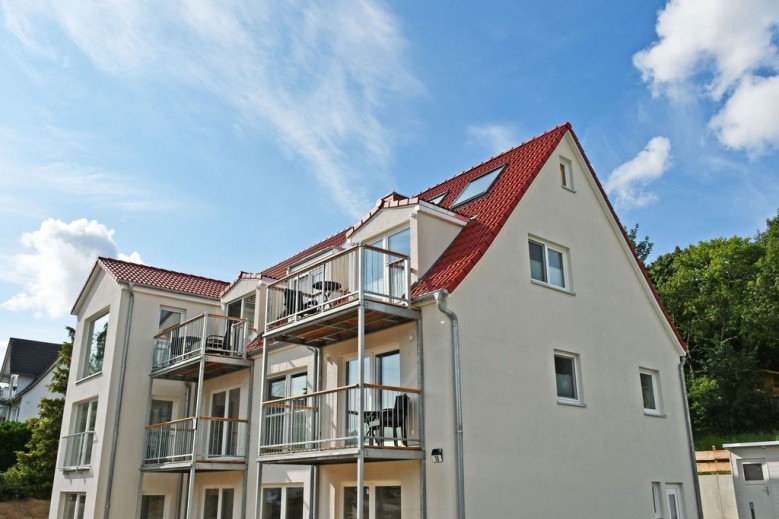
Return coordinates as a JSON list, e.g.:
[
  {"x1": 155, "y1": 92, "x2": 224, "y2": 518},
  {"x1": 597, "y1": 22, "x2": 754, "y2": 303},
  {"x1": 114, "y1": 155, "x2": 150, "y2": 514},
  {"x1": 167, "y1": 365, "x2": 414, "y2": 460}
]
[{"x1": 0, "y1": 422, "x2": 31, "y2": 472}]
